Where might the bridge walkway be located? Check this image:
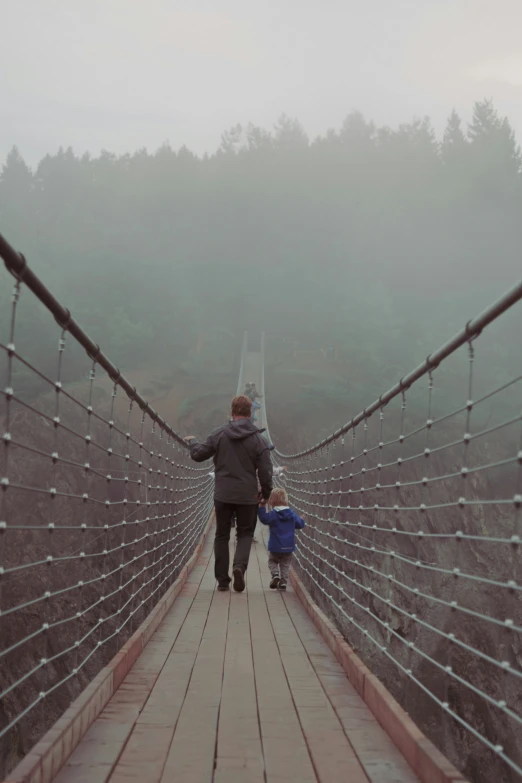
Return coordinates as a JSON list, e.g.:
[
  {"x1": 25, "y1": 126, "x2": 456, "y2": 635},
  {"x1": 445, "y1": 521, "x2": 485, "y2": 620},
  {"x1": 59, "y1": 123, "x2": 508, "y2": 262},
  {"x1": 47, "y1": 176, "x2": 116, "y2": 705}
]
[{"x1": 53, "y1": 529, "x2": 419, "y2": 783}]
